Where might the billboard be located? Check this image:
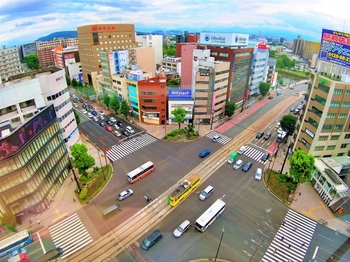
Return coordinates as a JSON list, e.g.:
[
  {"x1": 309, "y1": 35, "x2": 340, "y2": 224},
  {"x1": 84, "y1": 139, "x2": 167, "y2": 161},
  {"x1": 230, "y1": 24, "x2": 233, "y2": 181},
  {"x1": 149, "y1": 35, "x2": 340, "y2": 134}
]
[
  {"x1": 0, "y1": 105, "x2": 56, "y2": 160},
  {"x1": 168, "y1": 89, "x2": 192, "y2": 99},
  {"x1": 200, "y1": 32, "x2": 249, "y2": 47},
  {"x1": 318, "y1": 29, "x2": 350, "y2": 68}
]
